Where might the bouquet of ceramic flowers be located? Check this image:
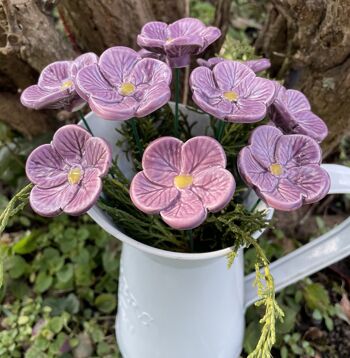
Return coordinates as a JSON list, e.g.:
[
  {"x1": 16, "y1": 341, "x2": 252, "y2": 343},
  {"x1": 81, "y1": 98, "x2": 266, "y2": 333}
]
[{"x1": 1, "y1": 17, "x2": 330, "y2": 357}]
